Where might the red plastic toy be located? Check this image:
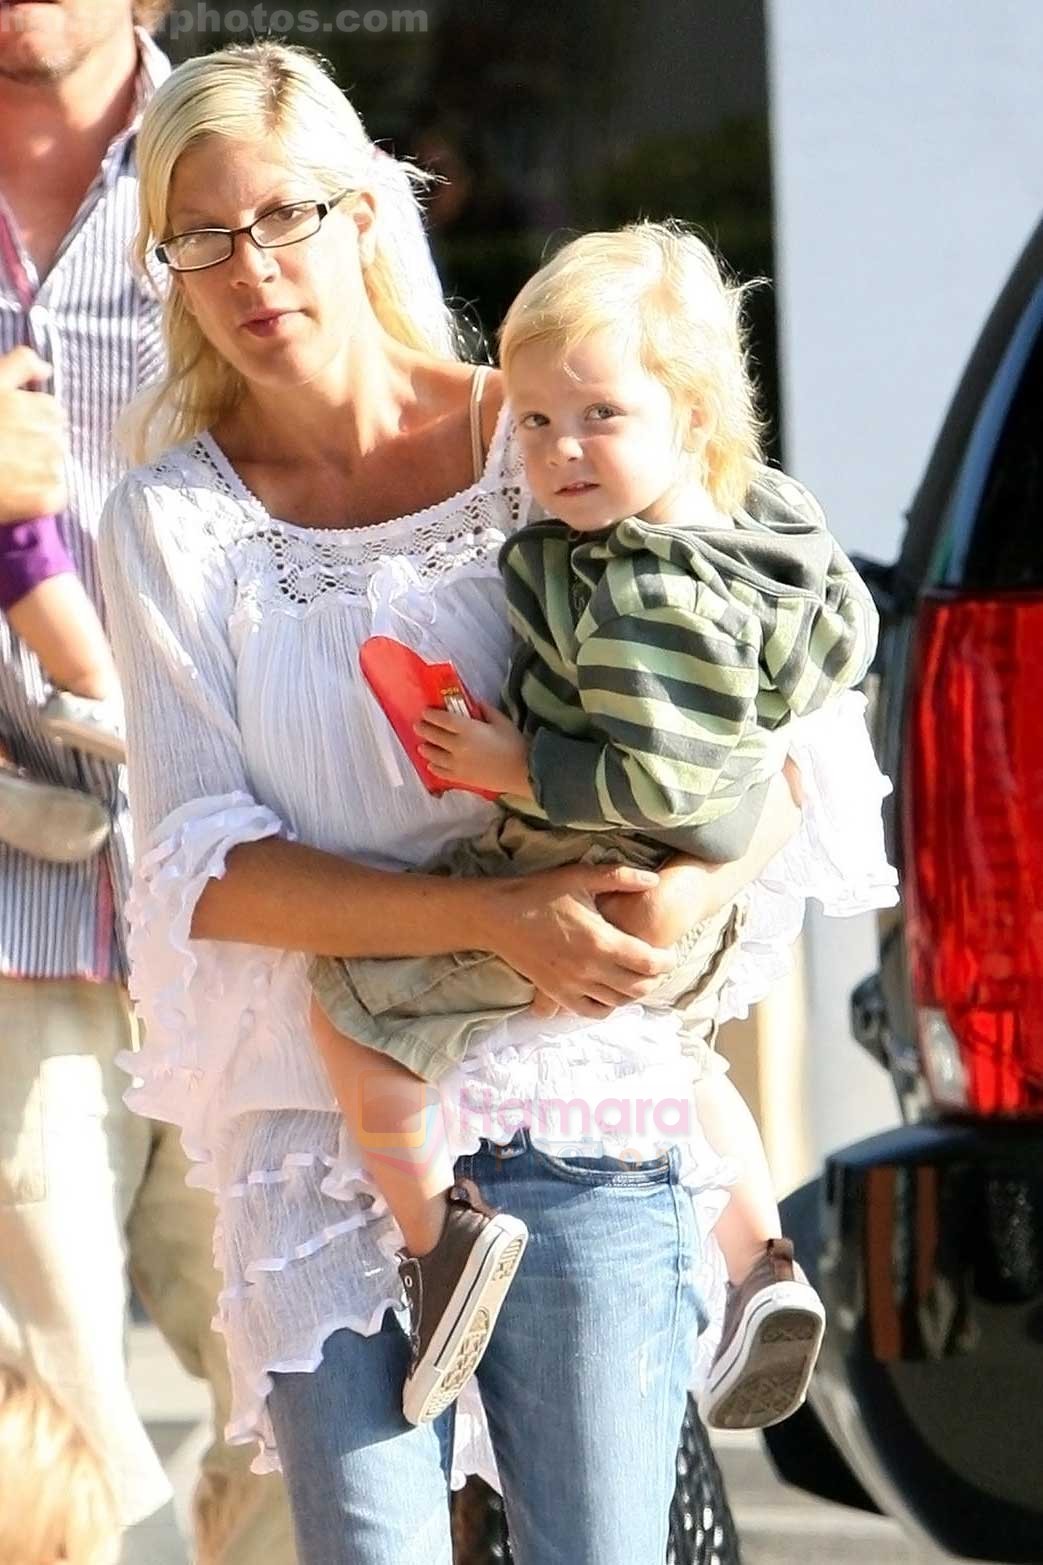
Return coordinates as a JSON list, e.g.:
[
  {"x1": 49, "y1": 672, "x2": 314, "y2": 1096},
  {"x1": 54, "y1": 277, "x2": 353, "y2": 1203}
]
[{"x1": 359, "y1": 635, "x2": 498, "y2": 800}]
